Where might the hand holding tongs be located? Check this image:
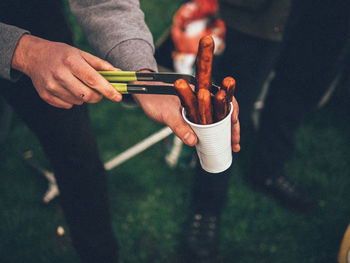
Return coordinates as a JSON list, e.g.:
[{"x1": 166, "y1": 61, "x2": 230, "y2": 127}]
[{"x1": 98, "y1": 71, "x2": 219, "y2": 95}]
